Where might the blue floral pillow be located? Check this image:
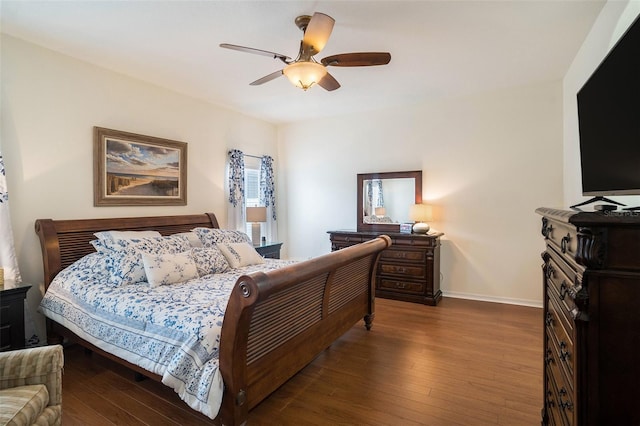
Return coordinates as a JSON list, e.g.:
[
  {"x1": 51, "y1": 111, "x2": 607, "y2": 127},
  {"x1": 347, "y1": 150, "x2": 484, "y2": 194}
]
[
  {"x1": 93, "y1": 230, "x2": 161, "y2": 241},
  {"x1": 189, "y1": 247, "x2": 230, "y2": 276},
  {"x1": 142, "y1": 251, "x2": 200, "y2": 288},
  {"x1": 192, "y1": 228, "x2": 251, "y2": 248},
  {"x1": 98, "y1": 235, "x2": 192, "y2": 286}
]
